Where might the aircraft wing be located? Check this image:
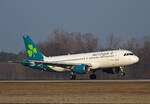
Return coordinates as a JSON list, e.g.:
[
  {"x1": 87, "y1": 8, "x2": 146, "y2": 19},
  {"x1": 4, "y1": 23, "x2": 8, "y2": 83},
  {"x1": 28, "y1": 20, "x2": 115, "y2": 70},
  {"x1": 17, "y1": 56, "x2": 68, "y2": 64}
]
[
  {"x1": 8, "y1": 60, "x2": 92, "y2": 69},
  {"x1": 32, "y1": 60, "x2": 91, "y2": 68}
]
